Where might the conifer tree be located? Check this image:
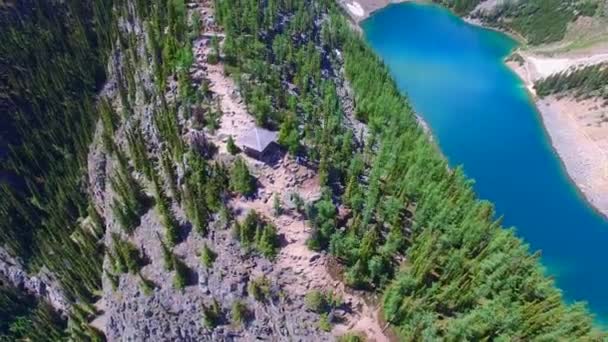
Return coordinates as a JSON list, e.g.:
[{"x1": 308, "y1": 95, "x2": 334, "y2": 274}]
[
  {"x1": 199, "y1": 244, "x2": 217, "y2": 268},
  {"x1": 229, "y1": 157, "x2": 256, "y2": 197},
  {"x1": 173, "y1": 256, "x2": 189, "y2": 290}
]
